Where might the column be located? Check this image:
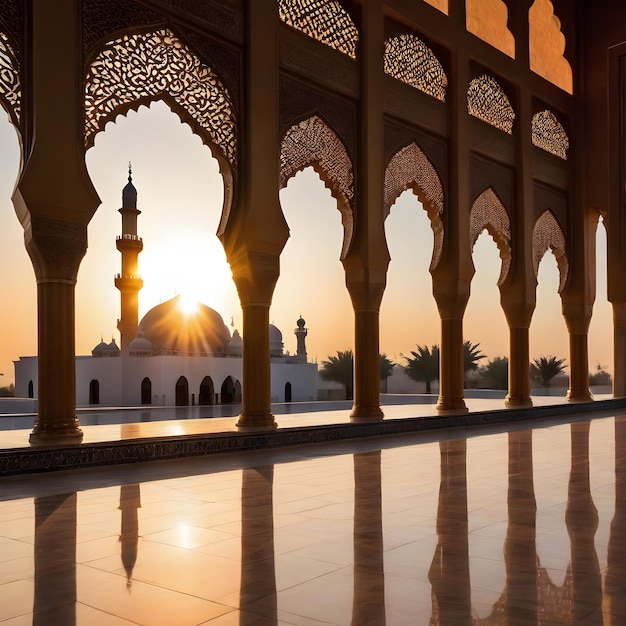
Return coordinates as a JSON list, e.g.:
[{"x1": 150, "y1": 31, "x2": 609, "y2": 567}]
[
  {"x1": 613, "y1": 302, "x2": 626, "y2": 396},
  {"x1": 13, "y1": 0, "x2": 100, "y2": 444},
  {"x1": 563, "y1": 303, "x2": 594, "y2": 402},
  {"x1": 343, "y1": 0, "x2": 388, "y2": 421}
]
